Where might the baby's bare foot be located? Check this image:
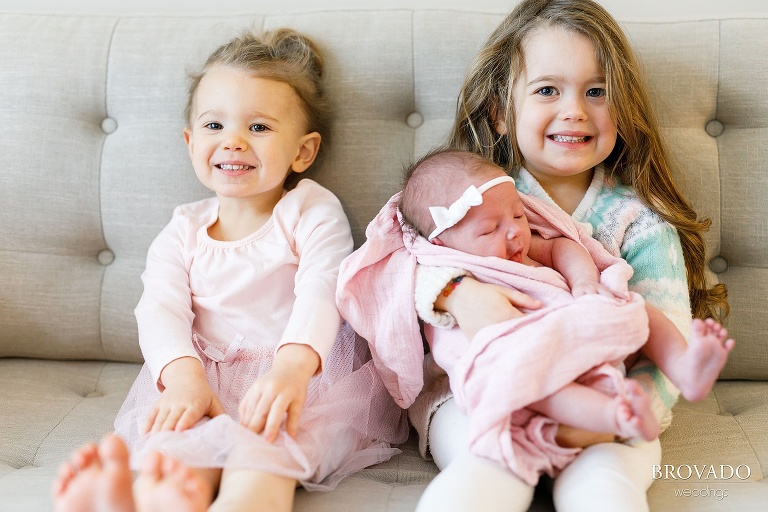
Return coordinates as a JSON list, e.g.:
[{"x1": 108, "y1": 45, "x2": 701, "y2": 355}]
[
  {"x1": 134, "y1": 451, "x2": 211, "y2": 512},
  {"x1": 52, "y1": 434, "x2": 135, "y2": 512},
  {"x1": 615, "y1": 380, "x2": 660, "y2": 442},
  {"x1": 676, "y1": 318, "x2": 735, "y2": 402}
]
